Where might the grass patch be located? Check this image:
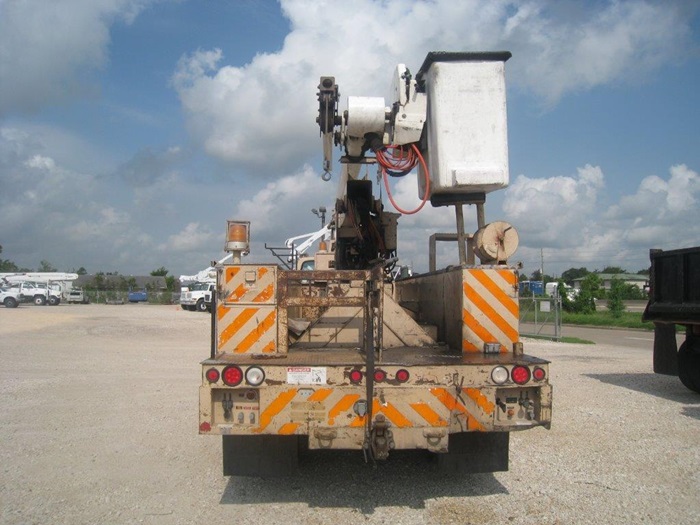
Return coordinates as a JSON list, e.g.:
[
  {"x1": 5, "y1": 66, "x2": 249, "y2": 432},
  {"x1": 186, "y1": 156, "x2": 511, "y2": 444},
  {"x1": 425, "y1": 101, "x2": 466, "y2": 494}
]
[{"x1": 561, "y1": 311, "x2": 652, "y2": 330}]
